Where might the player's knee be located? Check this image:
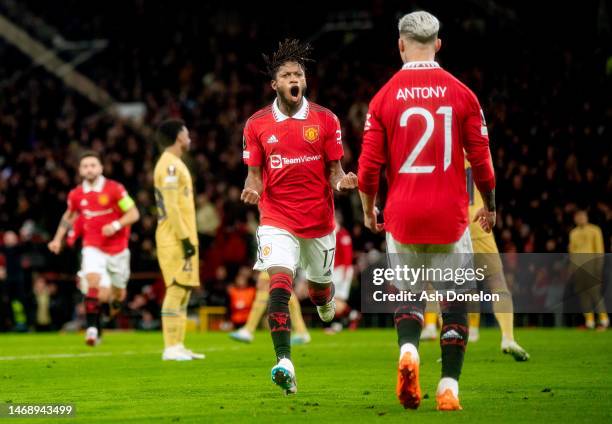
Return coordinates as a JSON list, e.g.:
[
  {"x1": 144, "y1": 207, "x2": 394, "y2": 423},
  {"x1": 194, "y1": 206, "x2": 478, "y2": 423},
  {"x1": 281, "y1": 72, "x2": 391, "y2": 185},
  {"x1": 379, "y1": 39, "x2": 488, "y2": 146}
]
[
  {"x1": 267, "y1": 266, "x2": 294, "y2": 278},
  {"x1": 98, "y1": 287, "x2": 111, "y2": 303},
  {"x1": 113, "y1": 288, "x2": 127, "y2": 302},
  {"x1": 85, "y1": 273, "x2": 101, "y2": 288},
  {"x1": 162, "y1": 284, "x2": 188, "y2": 312}
]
